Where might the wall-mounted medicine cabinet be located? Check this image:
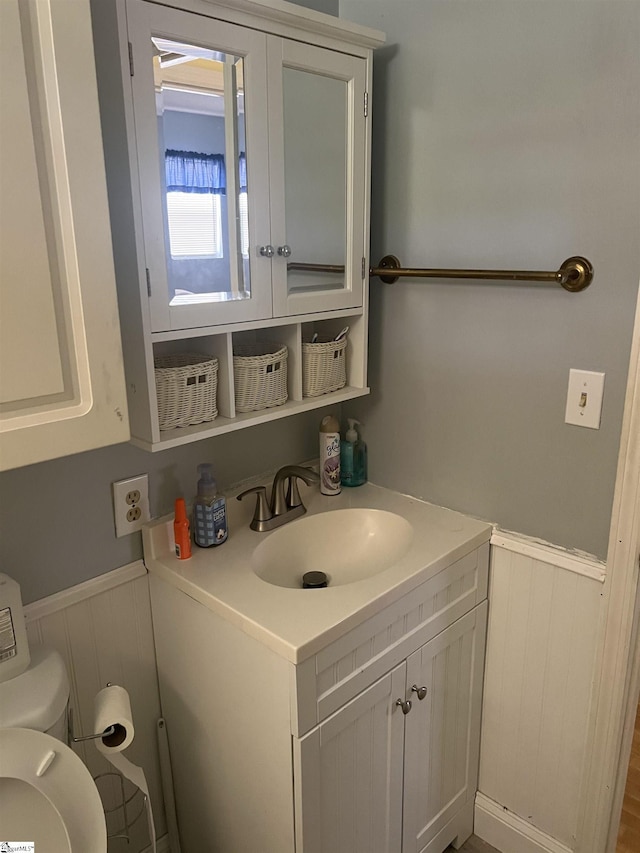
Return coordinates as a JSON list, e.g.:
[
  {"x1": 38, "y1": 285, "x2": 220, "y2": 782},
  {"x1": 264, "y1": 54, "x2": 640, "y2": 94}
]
[{"x1": 91, "y1": 0, "x2": 384, "y2": 452}]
